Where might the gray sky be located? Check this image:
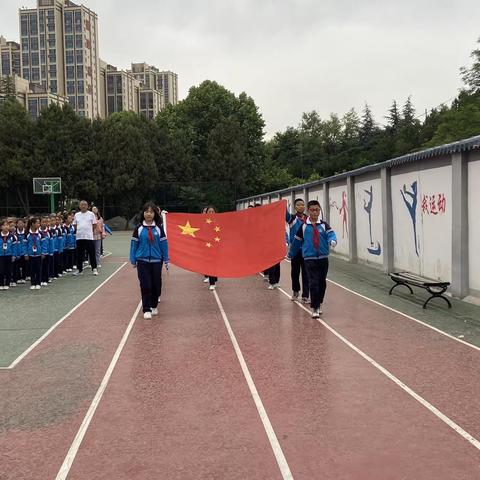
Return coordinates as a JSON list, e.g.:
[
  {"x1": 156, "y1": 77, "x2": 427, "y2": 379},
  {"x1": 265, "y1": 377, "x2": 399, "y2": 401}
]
[{"x1": 3, "y1": 0, "x2": 480, "y2": 137}]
